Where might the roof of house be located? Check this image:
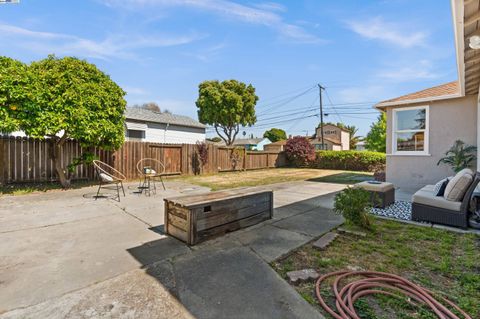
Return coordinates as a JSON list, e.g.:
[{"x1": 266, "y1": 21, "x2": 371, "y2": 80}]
[
  {"x1": 318, "y1": 123, "x2": 350, "y2": 133},
  {"x1": 232, "y1": 138, "x2": 265, "y2": 145},
  {"x1": 375, "y1": 81, "x2": 461, "y2": 109},
  {"x1": 266, "y1": 140, "x2": 287, "y2": 146},
  {"x1": 125, "y1": 108, "x2": 206, "y2": 129},
  {"x1": 310, "y1": 137, "x2": 341, "y2": 145}
]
